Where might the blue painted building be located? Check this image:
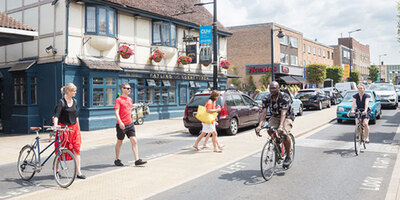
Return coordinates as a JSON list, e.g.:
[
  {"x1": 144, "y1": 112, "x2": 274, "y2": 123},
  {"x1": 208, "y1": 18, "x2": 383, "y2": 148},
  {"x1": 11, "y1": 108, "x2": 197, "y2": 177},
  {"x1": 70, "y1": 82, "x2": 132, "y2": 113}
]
[{"x1": 0, "y1": 0, "x2": 232, "y2": 134}]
